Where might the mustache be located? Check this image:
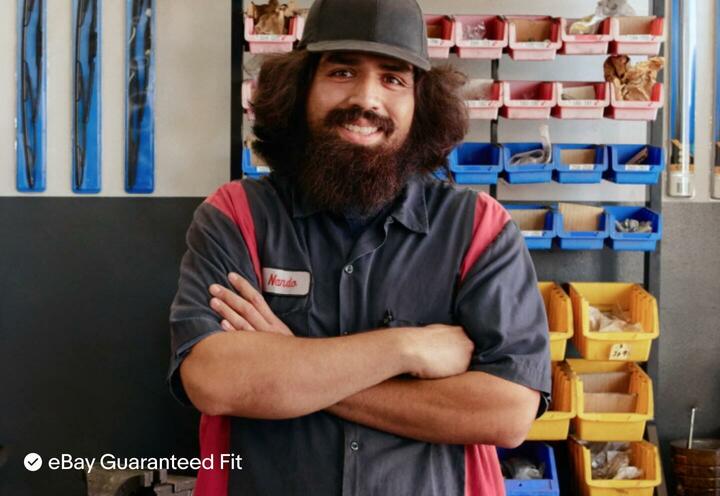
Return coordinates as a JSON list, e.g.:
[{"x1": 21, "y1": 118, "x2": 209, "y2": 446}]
[{"x1": 324, "y1": 106, "x2": 395, "y2": 135}]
